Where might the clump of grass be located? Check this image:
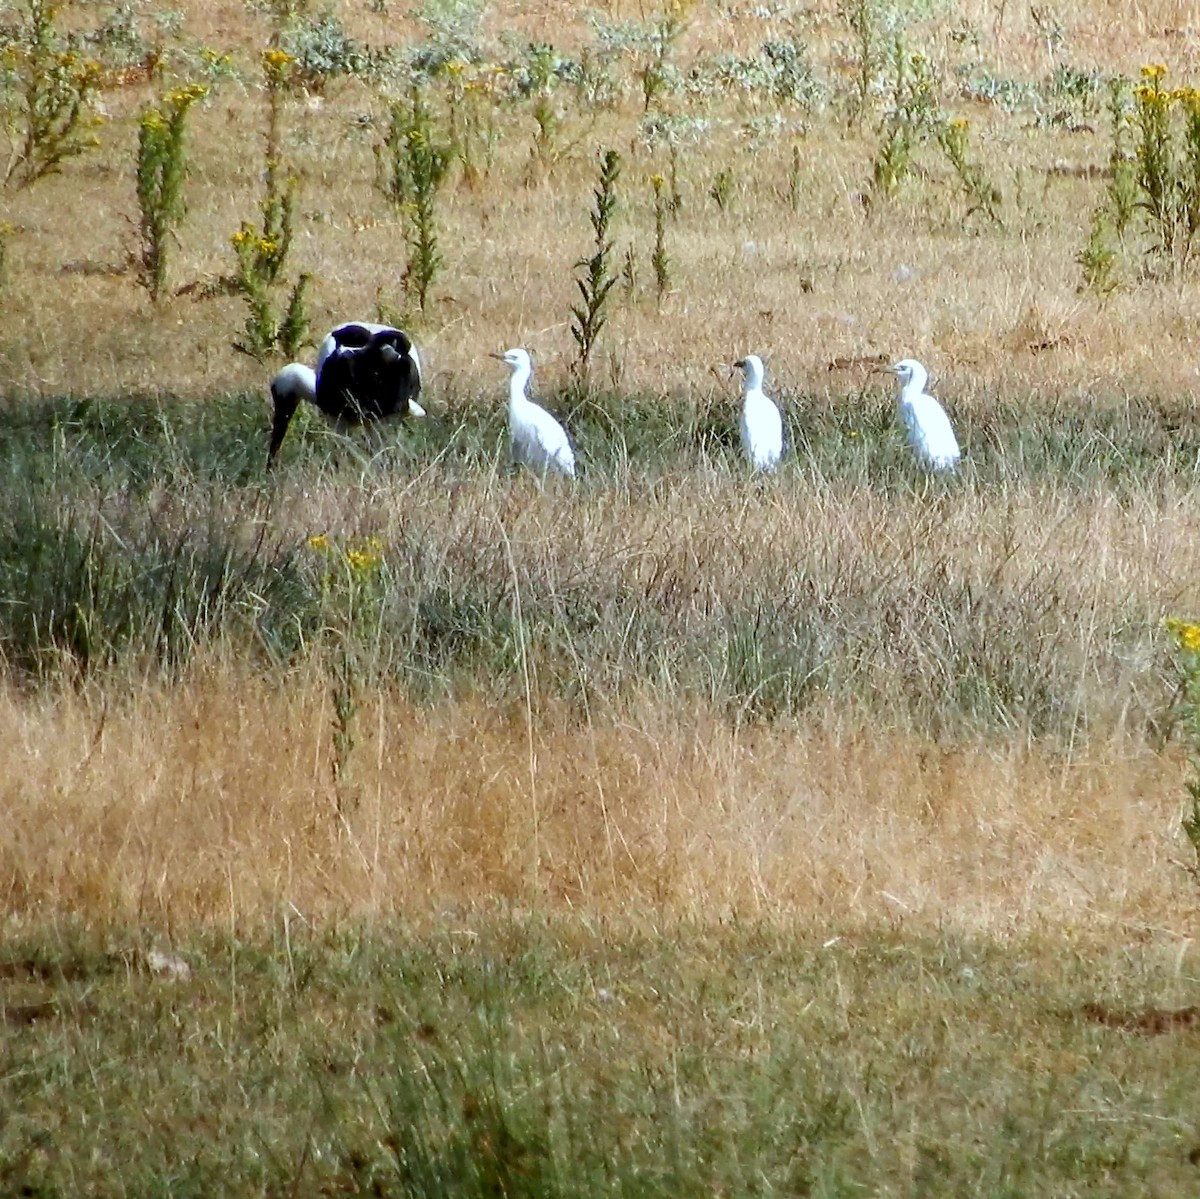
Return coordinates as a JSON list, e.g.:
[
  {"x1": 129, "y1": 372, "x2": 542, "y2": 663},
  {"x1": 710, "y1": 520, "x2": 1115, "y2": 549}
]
[
  {"x1": 134, "y1": 83, "x2": 207, "y2": 302},
  {"x1": 1, "y1": 0, "x2": 106, "y2": 188},
  {"x1": 1077, "y1": 205, "x2": 1119, "y2": 295},
  {"x1": 709, "y1": 165, "x2": 734, "y2": 210},
  {"x1": 571, "y1": 147, "x2": 621, "y2": 384}
]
